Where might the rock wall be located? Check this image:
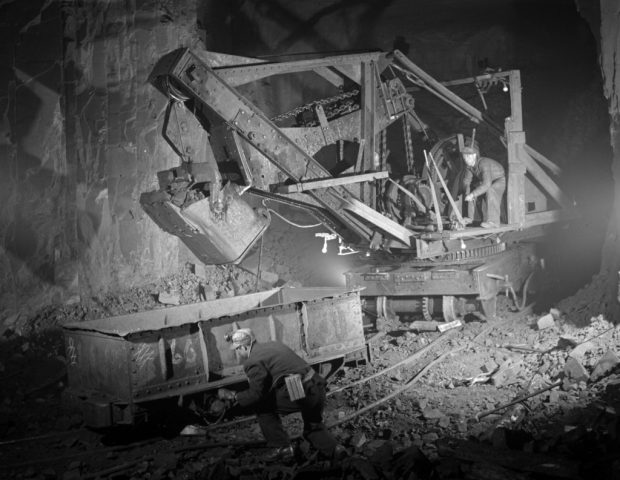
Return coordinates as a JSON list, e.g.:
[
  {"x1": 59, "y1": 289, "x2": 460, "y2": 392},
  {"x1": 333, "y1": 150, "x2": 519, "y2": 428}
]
[
  {"x1": 0, "y1": 1, "x2": 68, "y2": 322},
  {"x1": 555, "y1": 0, "x2": 620, "y2": 322},
  {"x1": 593, "y1": 0, "x2": 620, "y2": 320},
  {"x1": 0, "y1": 0, "x2": 203, "y2": 323}
]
